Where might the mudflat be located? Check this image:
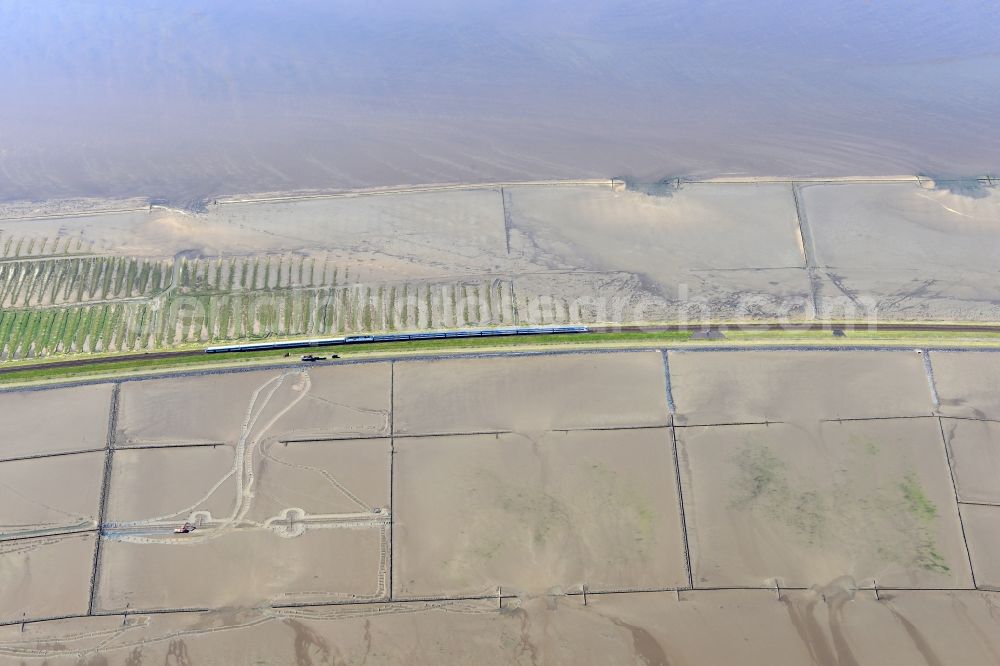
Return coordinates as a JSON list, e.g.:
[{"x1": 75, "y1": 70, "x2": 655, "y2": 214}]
[
  {"x1": 0, "y1": 532, "x2": 96, "y2": 624},
  {"x1": 803, "y1": 183, "x2": 1000, "y2": 320},
  {"x1": 678, "y1": 419, "x2": 971, "y2": 588},
  {"x1": 930, "y1": 351, "x2": 1000, "y2": 421},
  {"x1": 940, "y1": 418, "x2": 1000, "y2": 503},
  {"x1": 94, "y1": 527, "x2": 386, "y2": 612},
  {"x1": 117, "y1": 363, "x2": 391, "y2": 446},
  {"x1": 669, "y1": 350, "x2": 934, "y2": 426},
  {"x1": 4, "y1": 590, "x2": 1000, "y2": 664},
  {"x1": 2, "y1": 349, "x2": 999, "y2": 662},
  {"x1": 0, "y1": 452, "x2": 103, "y2": 534},
  {"x1": 3, "y1": 180, "x2": 1000, "y2": 362},
  {"x1": 0, "y1": 383, "x2": 113, "y2": 459},
  {"x1": 393, "y1": 428, "x2": 686, "y2": 598},
  {"x1": 959, "y1": 505, "x2": 1000, "y2": 590},
  {"x1": 393, "y1": 351, "x2": 669, "y2": 435}
]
